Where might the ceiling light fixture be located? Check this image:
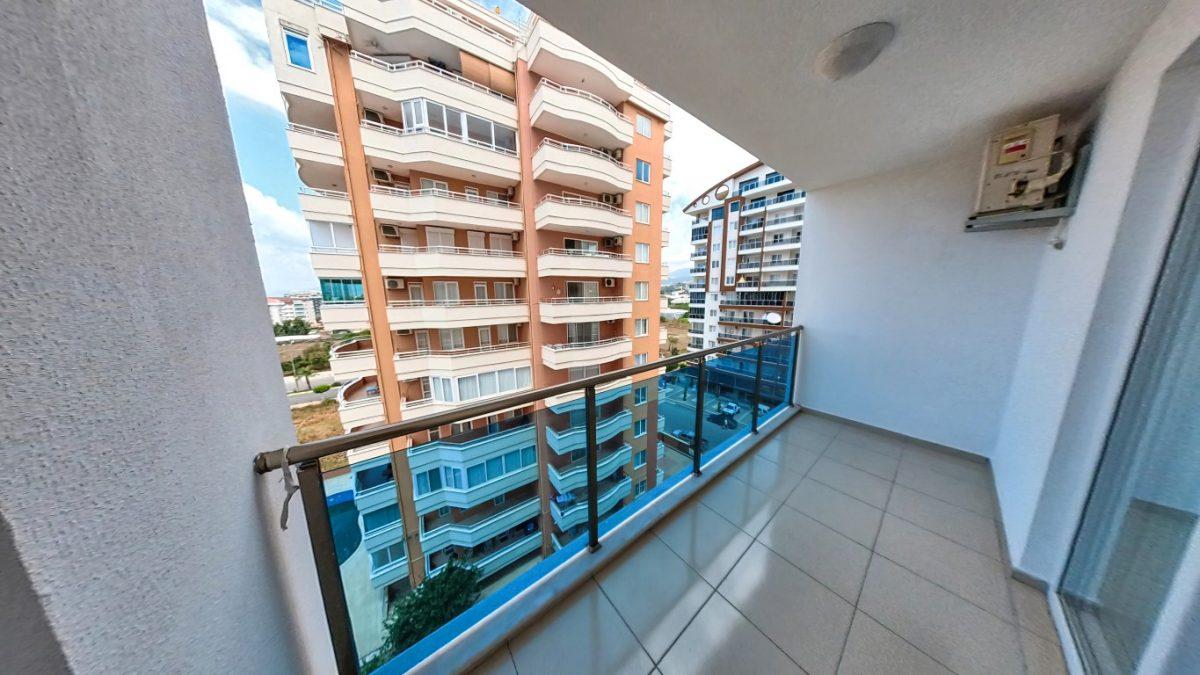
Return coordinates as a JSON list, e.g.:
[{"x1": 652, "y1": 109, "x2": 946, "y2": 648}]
[{"x1": 814, "y1": 22, "x2": 895, "y2": 82}]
